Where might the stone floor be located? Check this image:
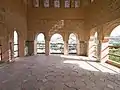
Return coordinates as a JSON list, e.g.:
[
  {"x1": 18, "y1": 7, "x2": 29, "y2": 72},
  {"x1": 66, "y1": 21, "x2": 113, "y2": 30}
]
[{"x1": 0, "y1": 55, "x2": 120, "y2": 90}]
